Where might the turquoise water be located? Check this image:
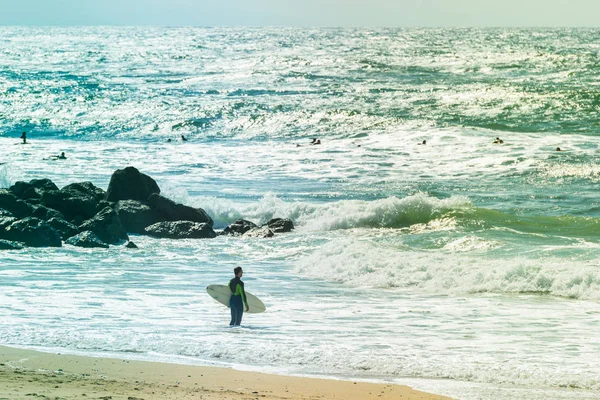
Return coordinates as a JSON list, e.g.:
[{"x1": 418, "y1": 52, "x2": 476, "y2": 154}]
[{"x1": 1, "y1": 27, "x2": 600, "y2": 399}]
